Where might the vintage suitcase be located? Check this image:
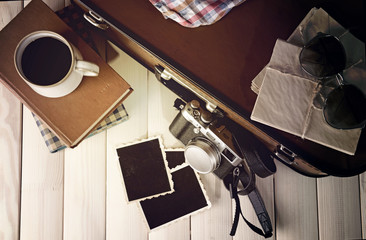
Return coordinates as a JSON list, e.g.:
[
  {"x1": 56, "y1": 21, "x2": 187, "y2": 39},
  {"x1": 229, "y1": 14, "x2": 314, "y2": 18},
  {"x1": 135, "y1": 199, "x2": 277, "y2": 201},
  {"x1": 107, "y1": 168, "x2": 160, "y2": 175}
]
[{"x1": 74, "y1": 0, "x2": 366, "y2": 177}]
